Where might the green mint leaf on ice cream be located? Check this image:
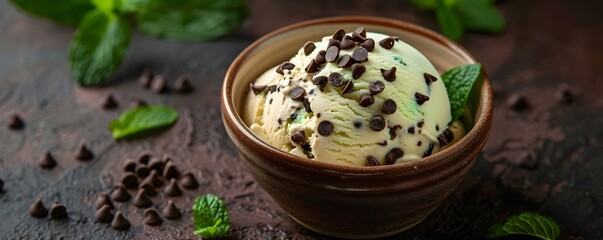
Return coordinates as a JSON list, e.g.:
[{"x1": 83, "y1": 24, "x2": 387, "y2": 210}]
[
  {"x1": 441, "y1": 63, "x2": 482, "y2": 120},
  {"x1": 486, "y1": 212, "x2": 561, "y2": 240},
  {"x1": 109, "y1": 105, "x2": 179, "y2": 140},
  {"x1": 192, "y1": 194, "x2": 231, "y2": 238}
]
